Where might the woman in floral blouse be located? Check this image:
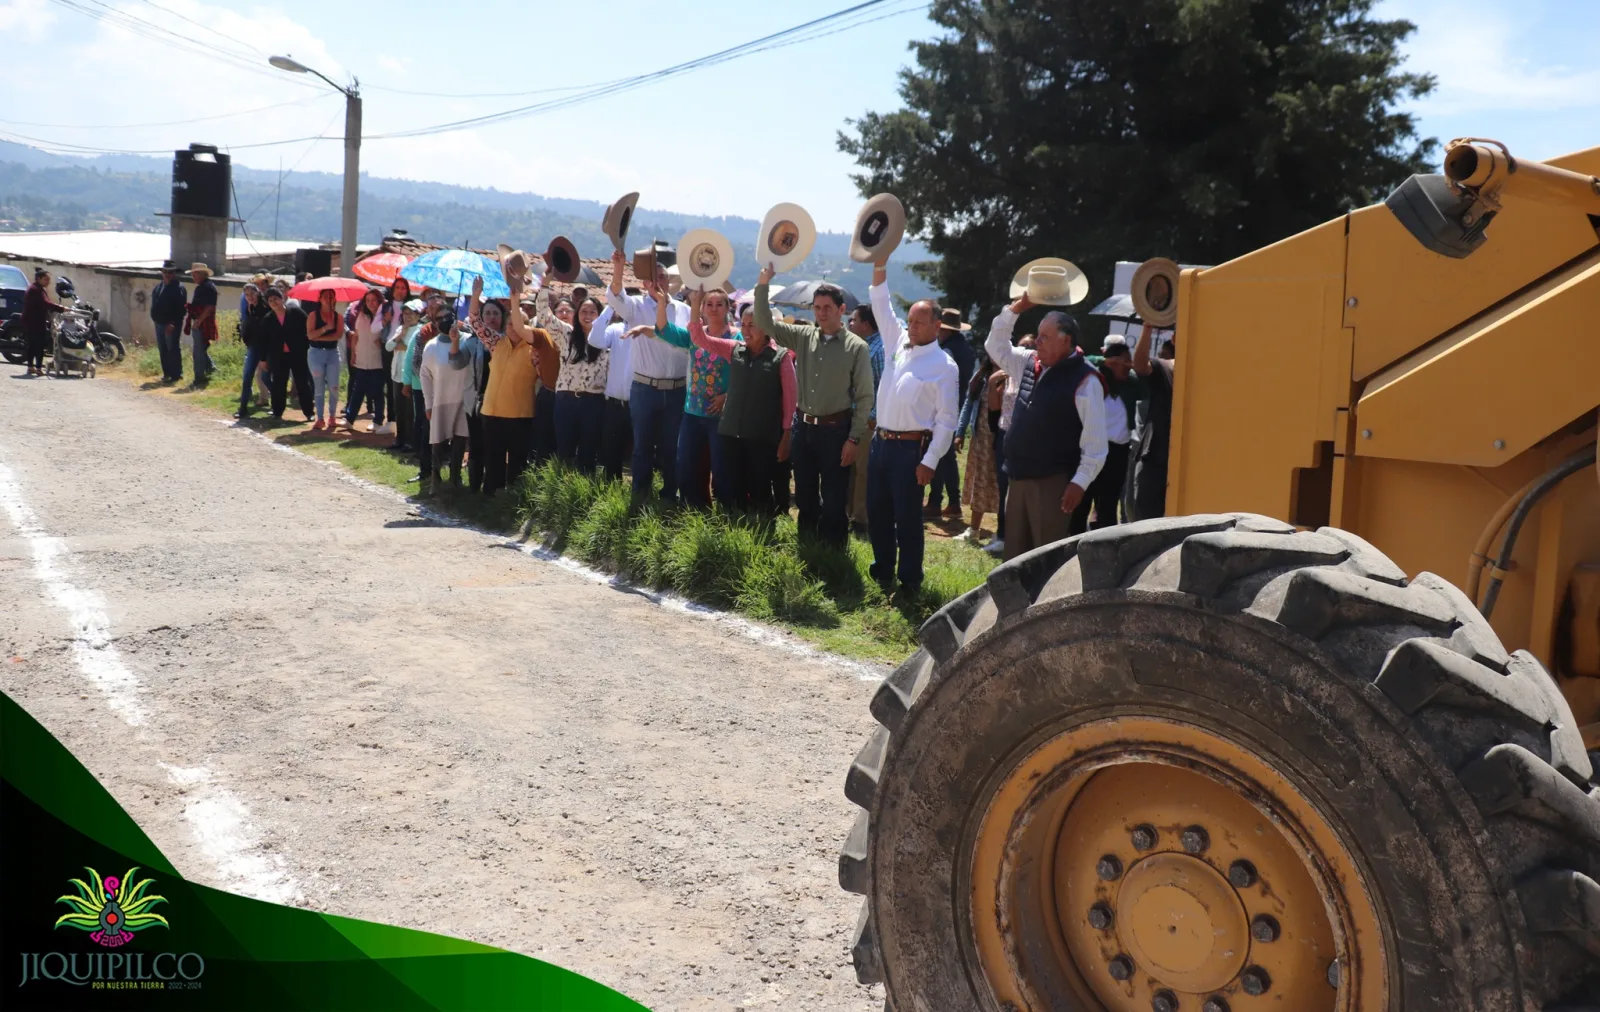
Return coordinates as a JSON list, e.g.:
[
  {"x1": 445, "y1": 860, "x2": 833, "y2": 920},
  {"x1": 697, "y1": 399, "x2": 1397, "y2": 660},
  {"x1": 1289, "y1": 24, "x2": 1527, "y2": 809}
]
[{"x1": 536, "y1": 289, "x2": 610, "y2": 474}]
